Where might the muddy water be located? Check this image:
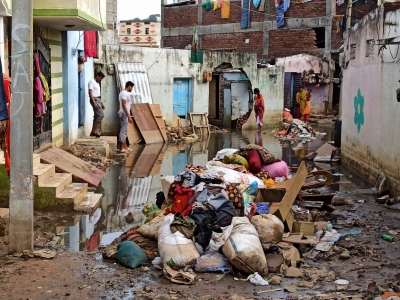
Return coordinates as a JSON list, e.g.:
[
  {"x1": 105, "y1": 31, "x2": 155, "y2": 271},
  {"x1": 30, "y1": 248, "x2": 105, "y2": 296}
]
[{"x1": 34, "y1": 125, "x2": 370, "y2": 252}]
